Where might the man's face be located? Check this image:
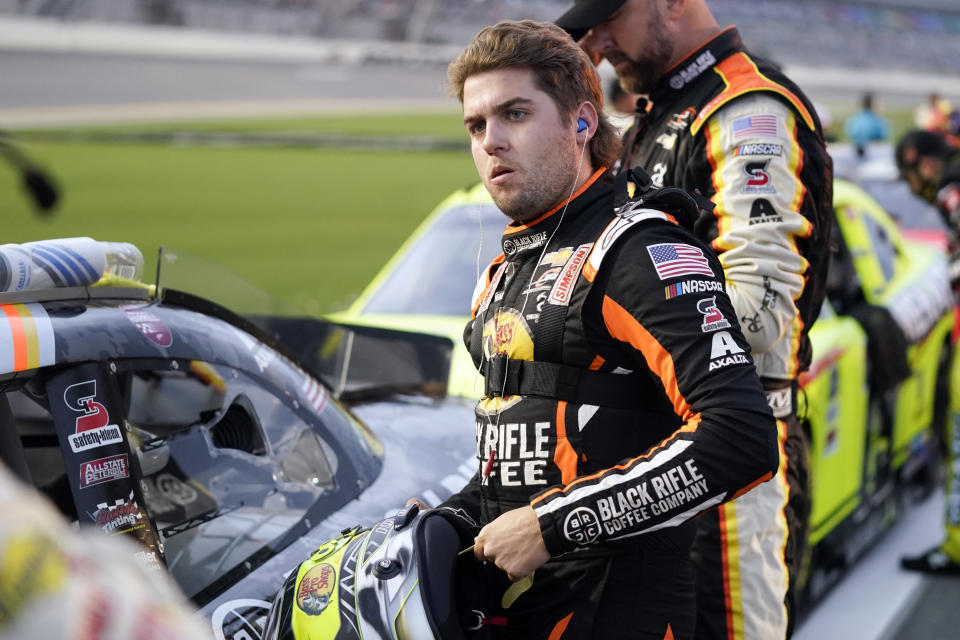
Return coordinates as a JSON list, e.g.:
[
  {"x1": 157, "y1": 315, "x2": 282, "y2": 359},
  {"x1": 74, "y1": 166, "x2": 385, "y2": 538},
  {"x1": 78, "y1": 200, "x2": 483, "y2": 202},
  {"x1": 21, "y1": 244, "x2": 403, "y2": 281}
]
[
  {"x1": 462, "y1": 68, "x2": 582, "y2": 224},
  {"x1": 902, "y1": 156, "x2": 943, "y2": 204},
  {"x1": 583, "y1": 0, "x2": 675, "y2": 95}
]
